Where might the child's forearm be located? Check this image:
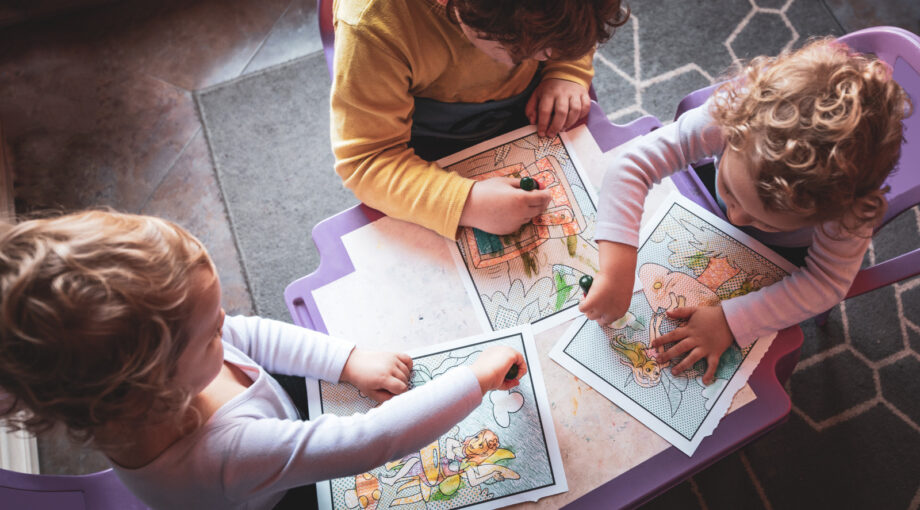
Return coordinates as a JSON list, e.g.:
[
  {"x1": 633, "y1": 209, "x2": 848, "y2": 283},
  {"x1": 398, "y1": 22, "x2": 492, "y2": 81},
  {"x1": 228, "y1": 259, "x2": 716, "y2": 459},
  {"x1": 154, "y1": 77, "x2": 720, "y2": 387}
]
[
  {"x1": 541, "y1": 50, "x2": 595, "y2": 90},
  {"x1": 599, "y1": 240, "x2": 637, "y2": 276},
  {"x1": 721, "y1": 228, "x2": 870, "y2": 346},
  {"x1": 219, "y1": 366, "x2": 482, "y2": 495},
  {"x1": 222, "y1": 315, "x2": 354, "y2": 381}
]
